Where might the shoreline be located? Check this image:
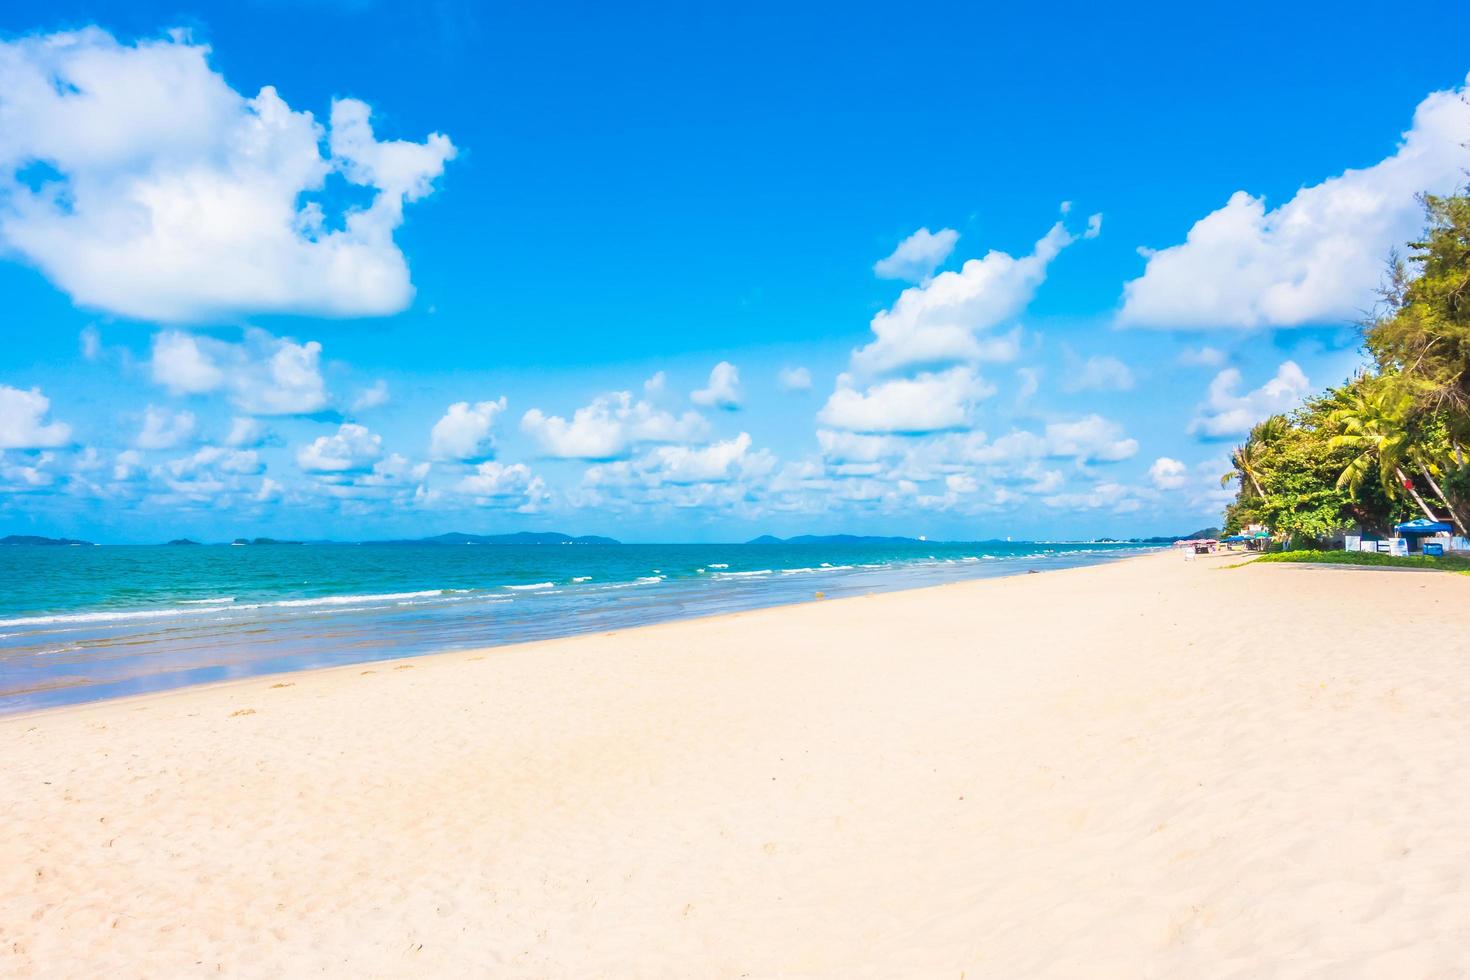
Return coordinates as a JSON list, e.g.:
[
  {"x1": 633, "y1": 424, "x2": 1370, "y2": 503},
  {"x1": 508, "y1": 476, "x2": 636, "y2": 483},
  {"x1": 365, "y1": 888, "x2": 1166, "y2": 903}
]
[
  {"x1": 5, "y1": 551, "x2": 1468, "y2": 976},
  {"x1": 0, "y1": 544, "x2": 1156, "y2": 717}
]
